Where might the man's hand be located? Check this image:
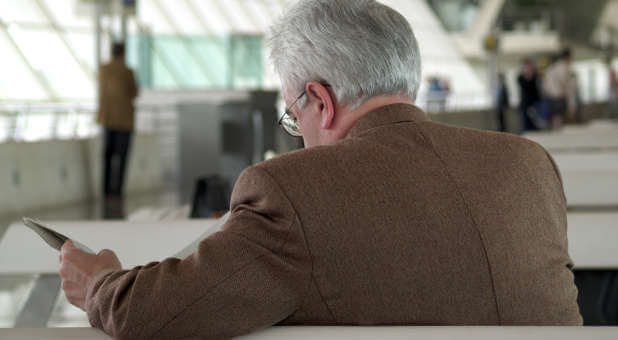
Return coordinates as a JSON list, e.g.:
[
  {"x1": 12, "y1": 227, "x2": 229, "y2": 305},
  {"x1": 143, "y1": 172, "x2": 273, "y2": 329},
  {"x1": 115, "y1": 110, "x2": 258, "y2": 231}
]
[{"x1": 59, "y1": 240, "x2": 122, "y2": 310}]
